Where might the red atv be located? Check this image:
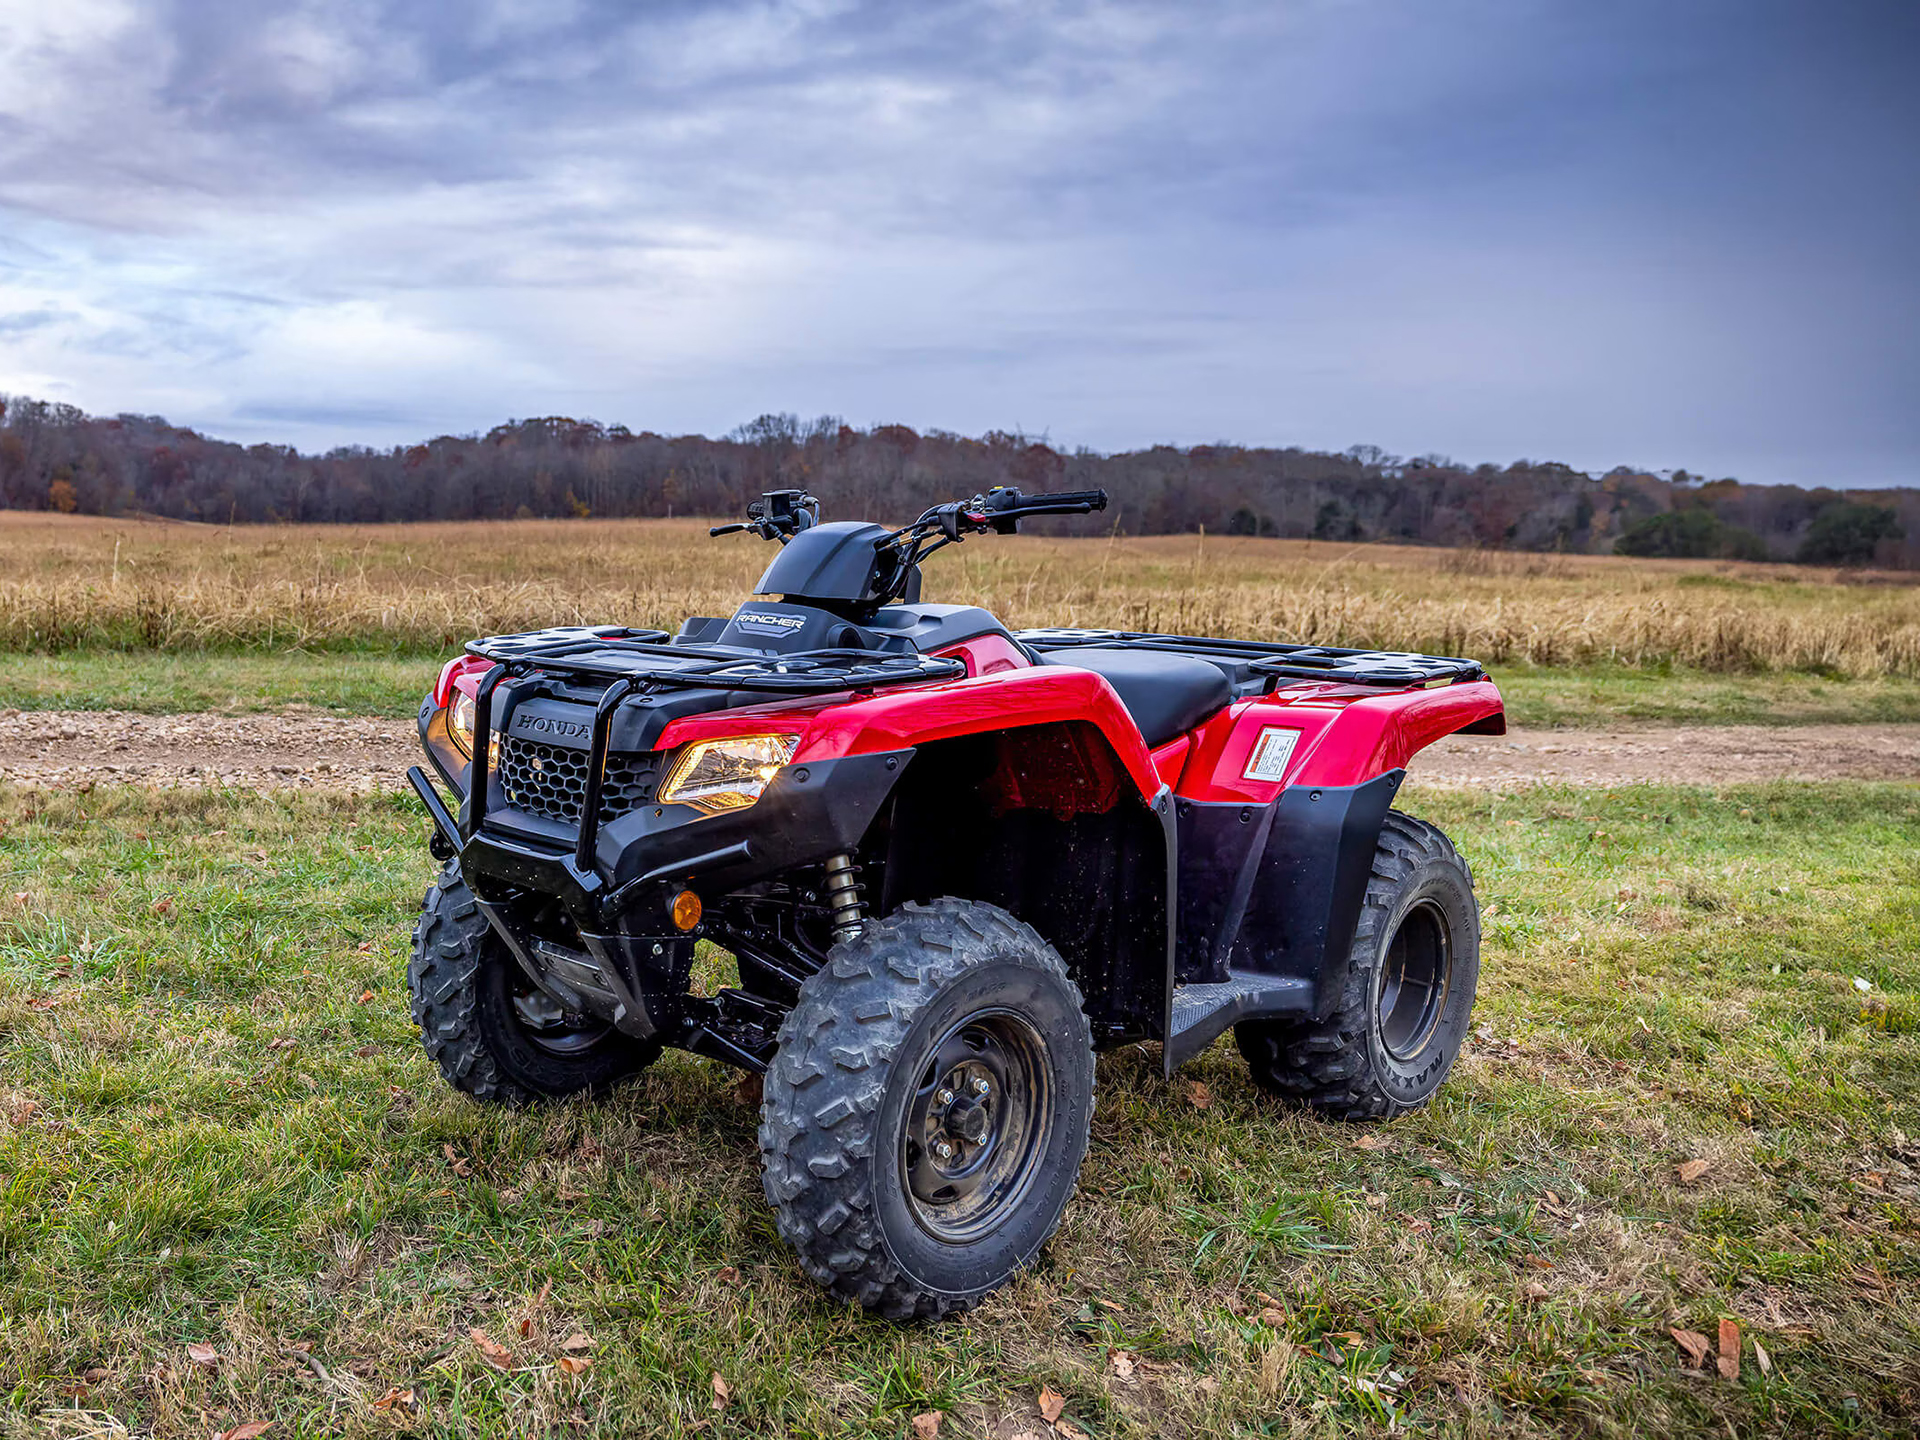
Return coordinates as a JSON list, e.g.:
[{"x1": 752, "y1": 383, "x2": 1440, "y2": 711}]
[{"x1": 405, "y1": 487, "x2": 1505, "y2": 1319}]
